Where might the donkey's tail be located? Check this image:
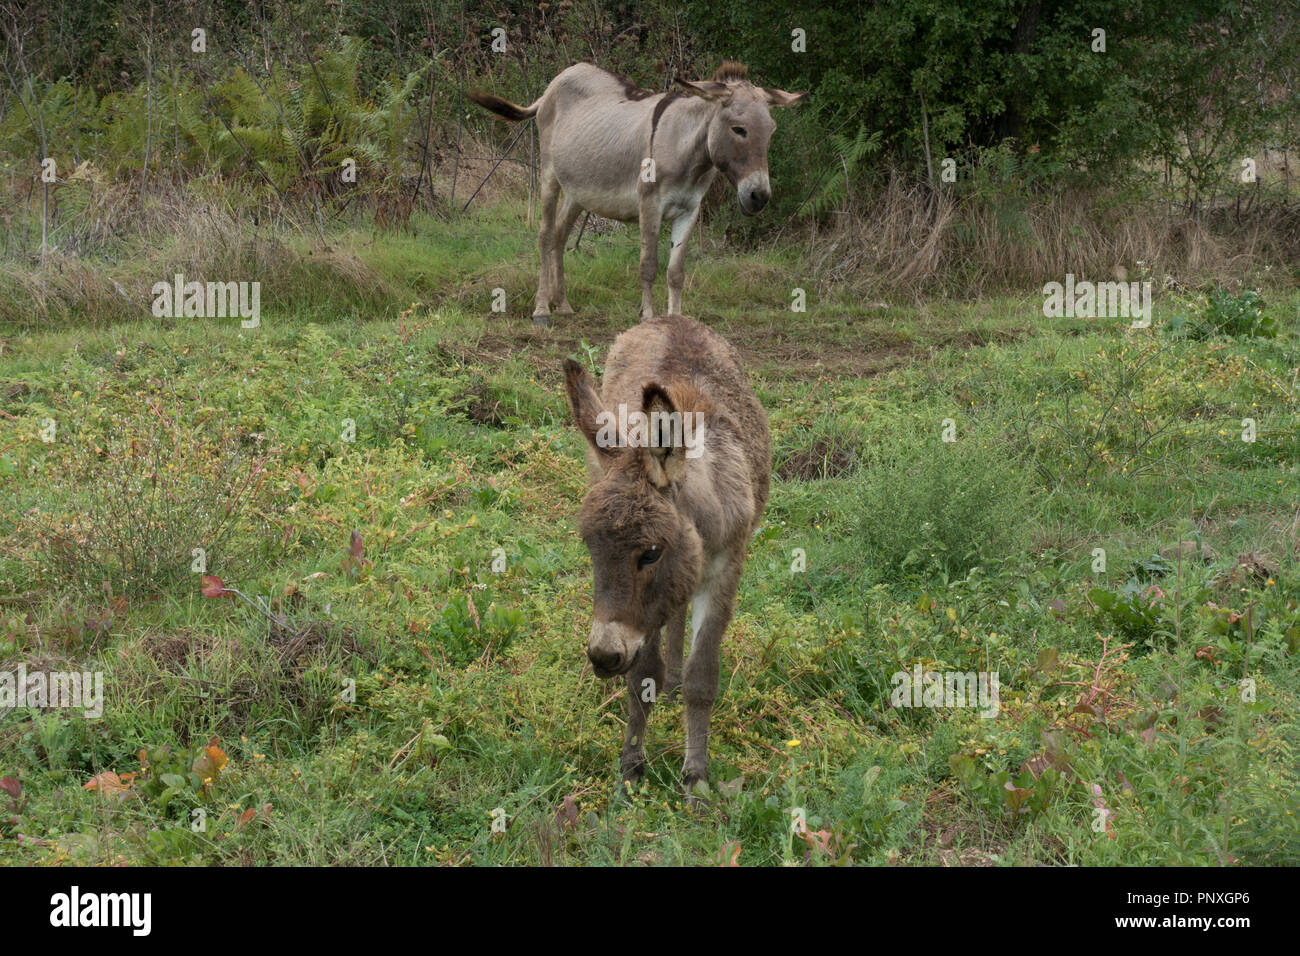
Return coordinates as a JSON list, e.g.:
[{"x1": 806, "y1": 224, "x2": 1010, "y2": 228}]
[{"x1": 466, "y1": 89, "x2": 539, "y2": 122}]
